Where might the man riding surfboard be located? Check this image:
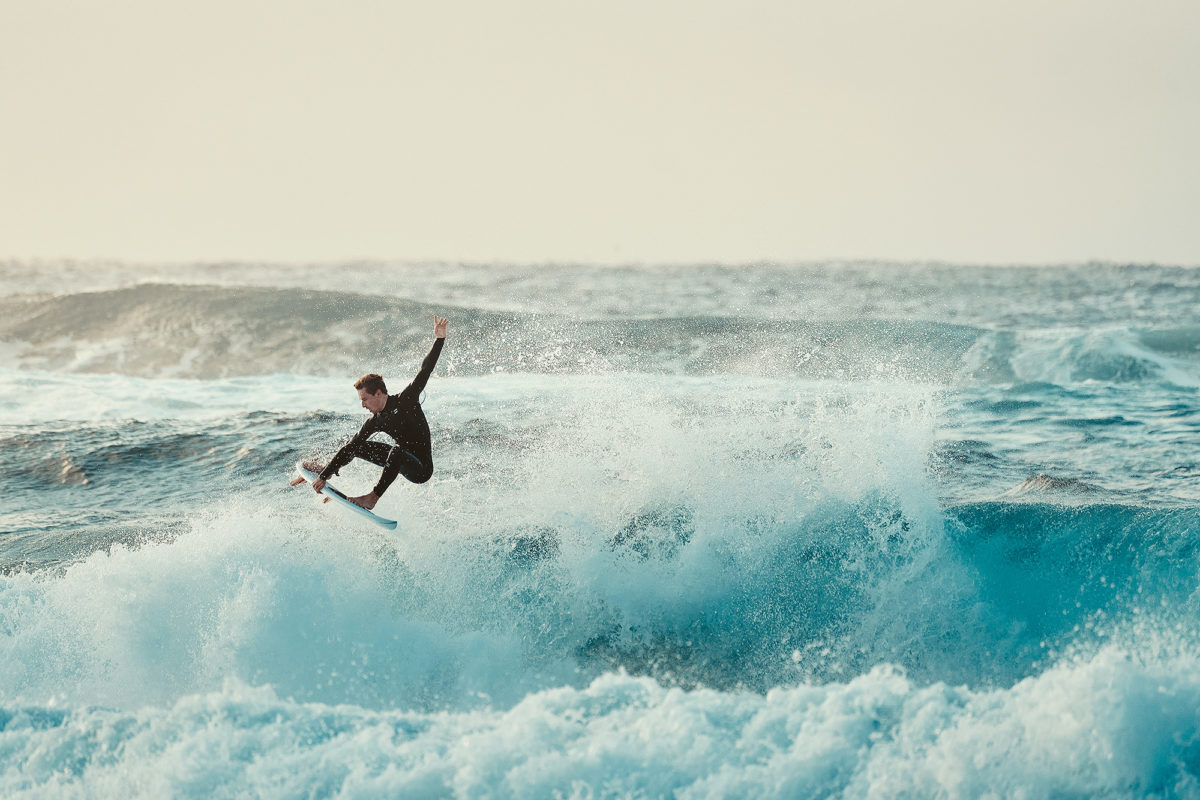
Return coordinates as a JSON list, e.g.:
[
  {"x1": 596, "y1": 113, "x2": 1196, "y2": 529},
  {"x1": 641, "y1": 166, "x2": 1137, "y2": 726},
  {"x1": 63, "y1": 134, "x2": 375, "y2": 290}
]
[{"x1": 292, "y1": 315, "x2": 448, "y2": 509}]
